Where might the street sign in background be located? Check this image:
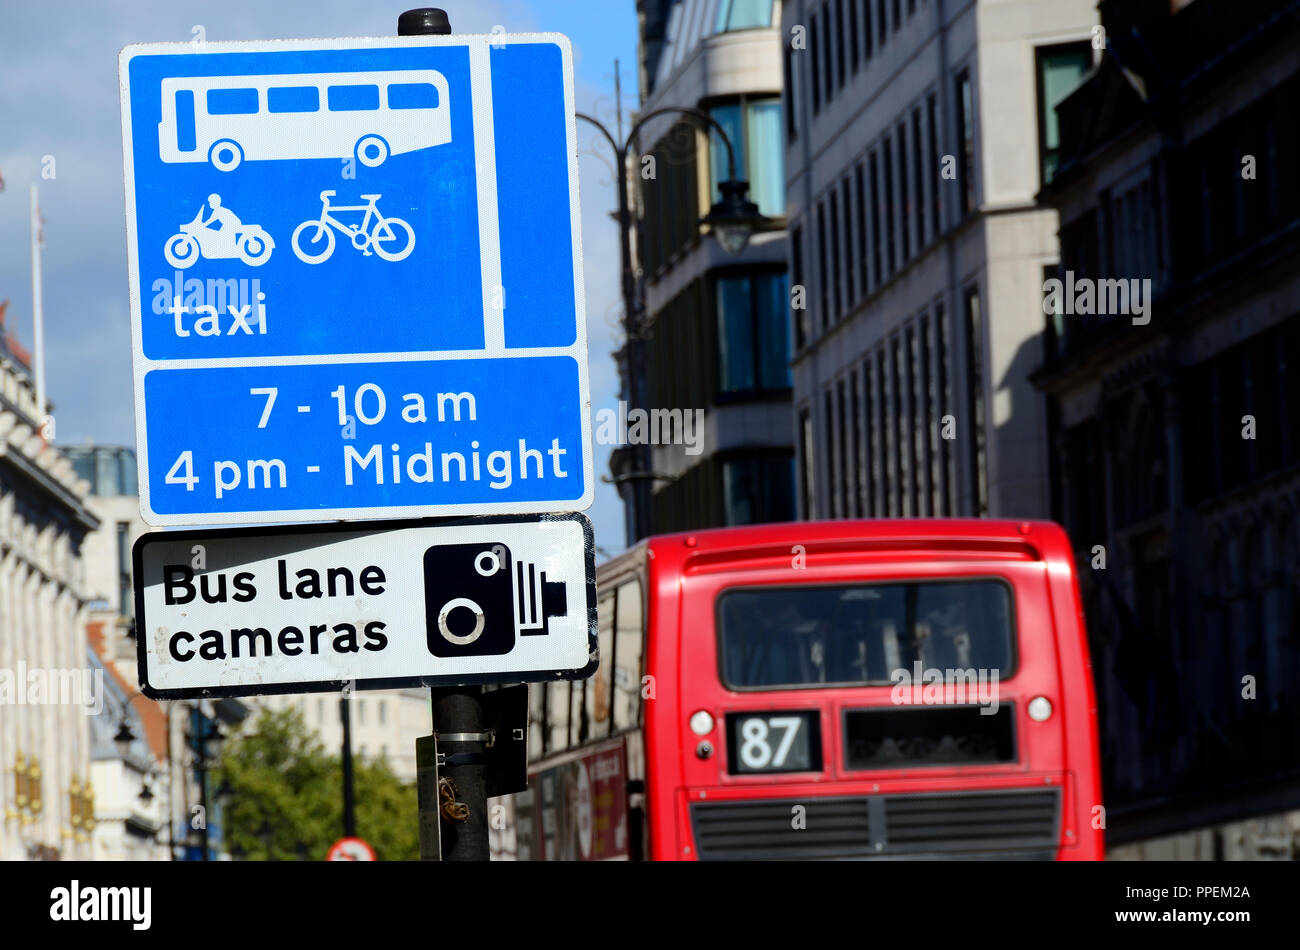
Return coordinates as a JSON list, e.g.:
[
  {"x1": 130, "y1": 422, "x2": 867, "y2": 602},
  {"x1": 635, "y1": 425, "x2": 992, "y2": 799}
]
[
  {"x1": 118, "y1": 34, "x2": 592, "y2": 525},
  {"x1": 326, "y1": 837, "x2": 376, "y2": 861},
  {"x1": 133, "y1": 512, "x2": 597, "y2": 699}
]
